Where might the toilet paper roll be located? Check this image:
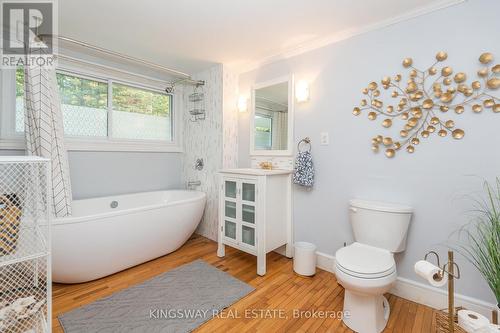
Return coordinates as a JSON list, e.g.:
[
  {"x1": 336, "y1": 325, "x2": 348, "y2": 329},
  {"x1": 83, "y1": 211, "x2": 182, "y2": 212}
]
[
  {"x1": 475, "y1": 324, "x2": 500, "y2": 333},
  {"x1": 457, "y1": 310, "x2": 490, "y2": 333},
  {"x1": 414, "y1": 260, "x2": 448, "y2": 287},
  {"x1": 486, "y1": 324, "x2": 500, "y2": 333}
]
